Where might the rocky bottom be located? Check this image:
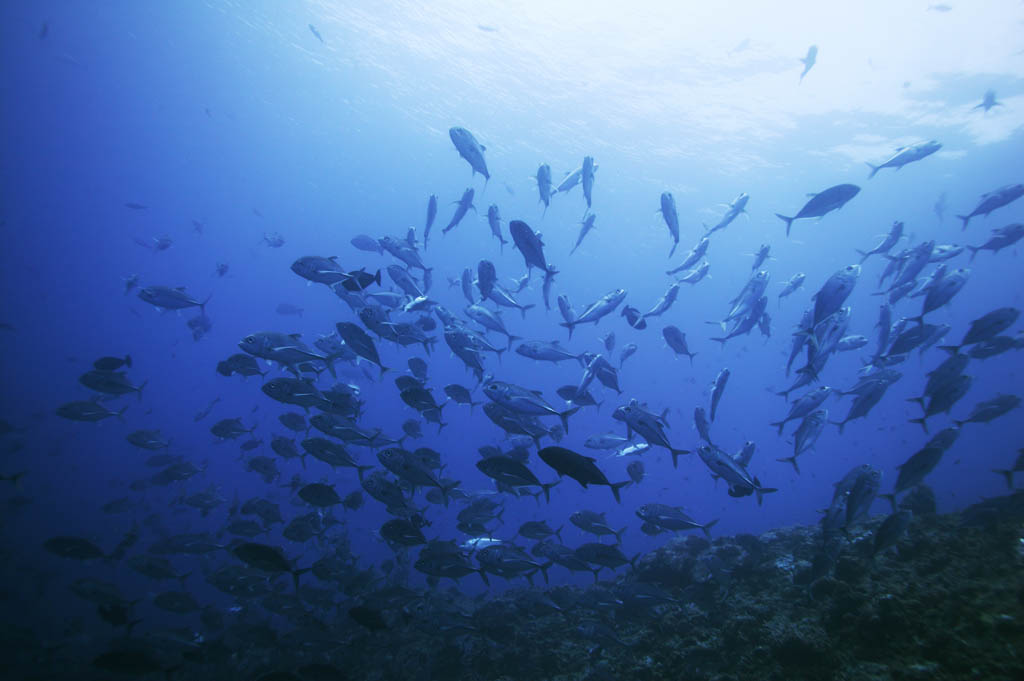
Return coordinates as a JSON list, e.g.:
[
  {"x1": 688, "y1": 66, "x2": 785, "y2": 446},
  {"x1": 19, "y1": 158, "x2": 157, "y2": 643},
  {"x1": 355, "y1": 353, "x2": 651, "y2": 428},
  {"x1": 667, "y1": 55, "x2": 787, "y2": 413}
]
[{"x1": 4, "y1": 493, "x2": 1024, "y2": 681}]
